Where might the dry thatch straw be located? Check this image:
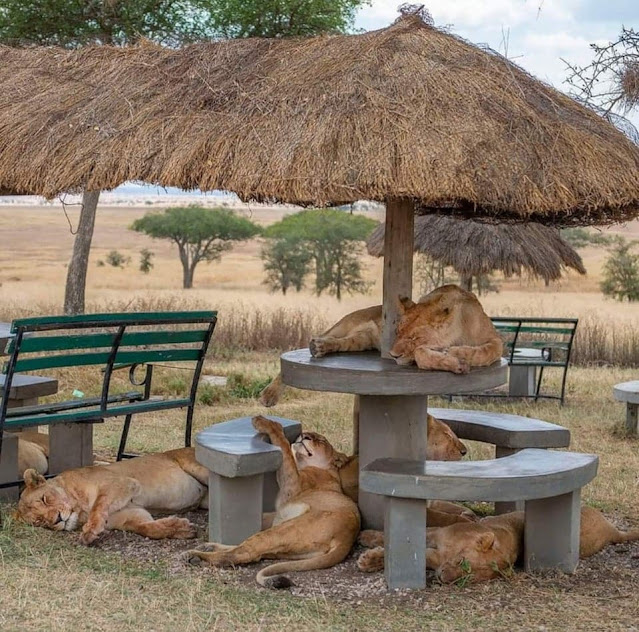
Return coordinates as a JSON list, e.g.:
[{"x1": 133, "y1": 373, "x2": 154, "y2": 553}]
[
  {"x1": 366, "y1": 213, "x2": 586, "y2": 281},
  {"x1": 621, "y1": 62, "x2": 639, "y2": 109},
  {"x1": 1, "y1": 11, "x2": 639, "y2": 225}
]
